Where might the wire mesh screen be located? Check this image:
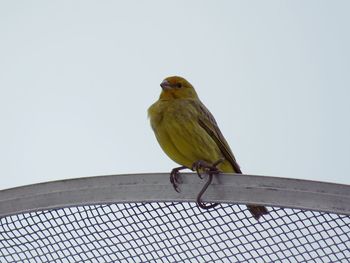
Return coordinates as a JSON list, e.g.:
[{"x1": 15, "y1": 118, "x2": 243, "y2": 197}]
[{"x1": 0, "y1": 202, "x2": 349, "y2": 263}]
